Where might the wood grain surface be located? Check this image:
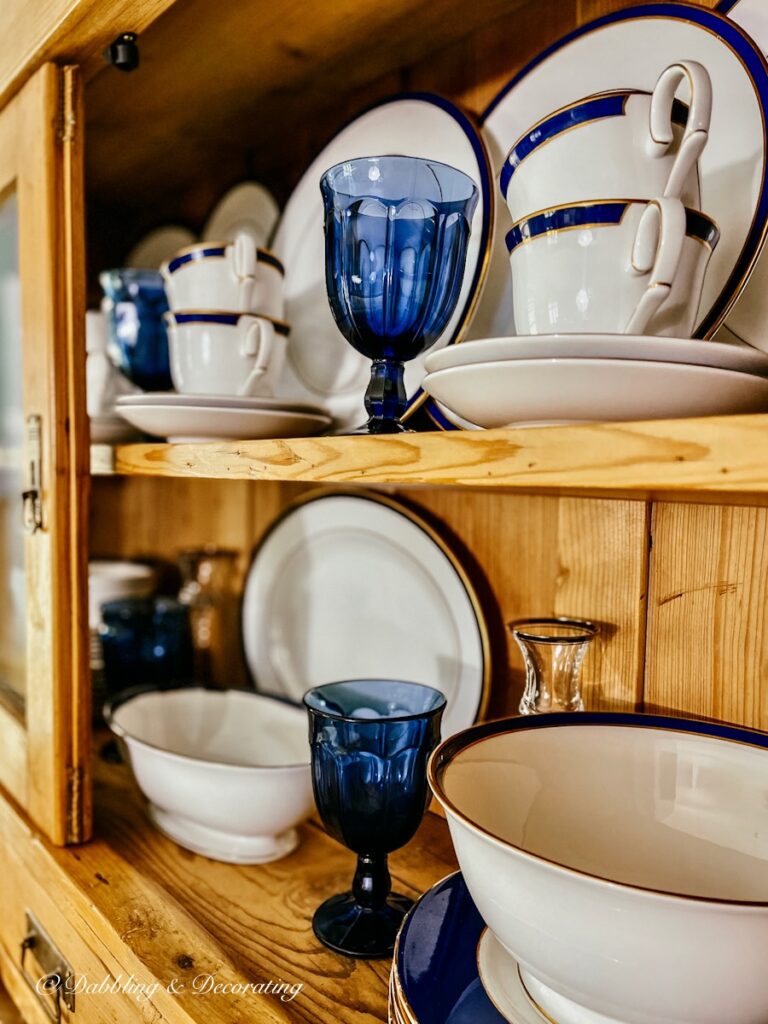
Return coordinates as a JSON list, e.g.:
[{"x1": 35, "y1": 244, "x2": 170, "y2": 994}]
[
  {"x1": 645, "y1": 503, "x2": 768, "y2": 729},
  {"x1": 106, "y1": 416, "x2": 768, "y2": 500},
  {"x1": 0, "y1": 749, "x2": 455, "y2": 1024}
]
